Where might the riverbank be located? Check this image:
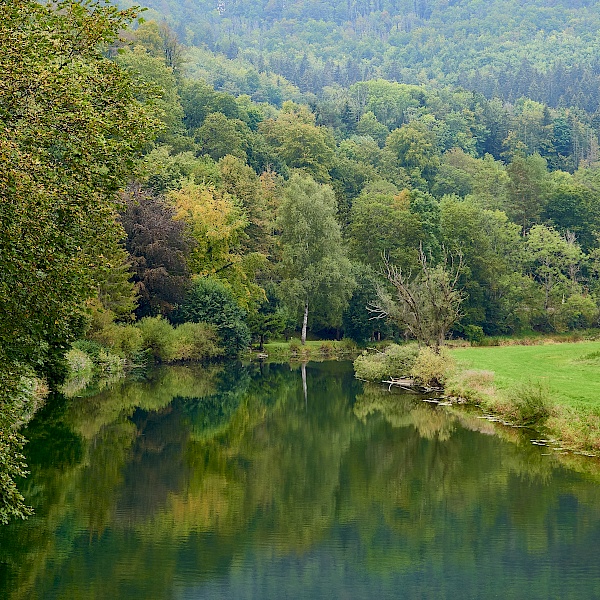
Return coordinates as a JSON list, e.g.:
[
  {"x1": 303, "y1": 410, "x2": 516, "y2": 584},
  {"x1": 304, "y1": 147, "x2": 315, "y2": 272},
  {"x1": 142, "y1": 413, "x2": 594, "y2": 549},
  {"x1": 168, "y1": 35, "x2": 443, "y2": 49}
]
[
  {"x1": 245, "y1": 339, "x2": 360, "y2": 362},
  {"x1": 447, "y1": 340, "x2": 600, "y2": 452}
]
